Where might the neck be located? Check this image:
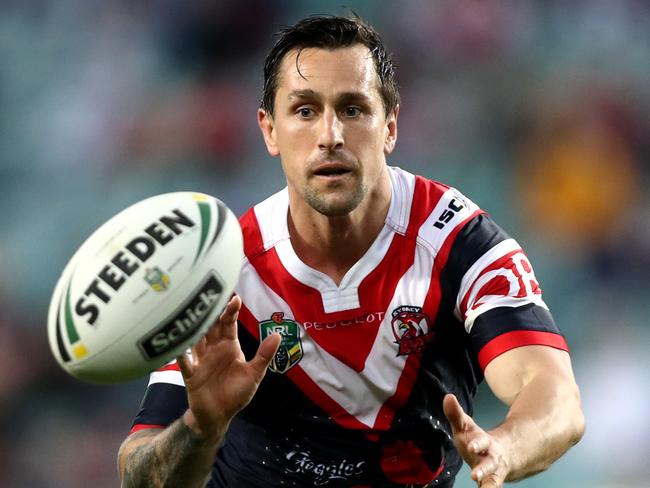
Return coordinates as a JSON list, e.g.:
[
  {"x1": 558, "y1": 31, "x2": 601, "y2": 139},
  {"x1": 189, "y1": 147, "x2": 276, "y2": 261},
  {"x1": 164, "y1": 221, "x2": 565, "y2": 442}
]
[{"x1": 288, "y1": 169, "x2": 392, "y2": 286}]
